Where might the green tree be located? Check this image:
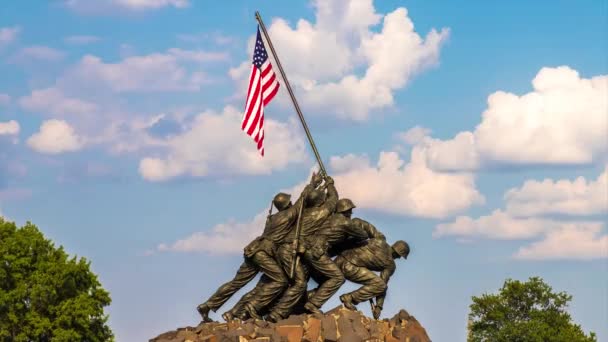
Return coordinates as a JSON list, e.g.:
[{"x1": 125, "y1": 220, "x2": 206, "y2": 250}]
[
  {"x1": 0, "y1": 217, "x2": 113, "y2": 342},
  {"x1": 468, "y1": 276, "x2": 596, "y2": 342}
]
